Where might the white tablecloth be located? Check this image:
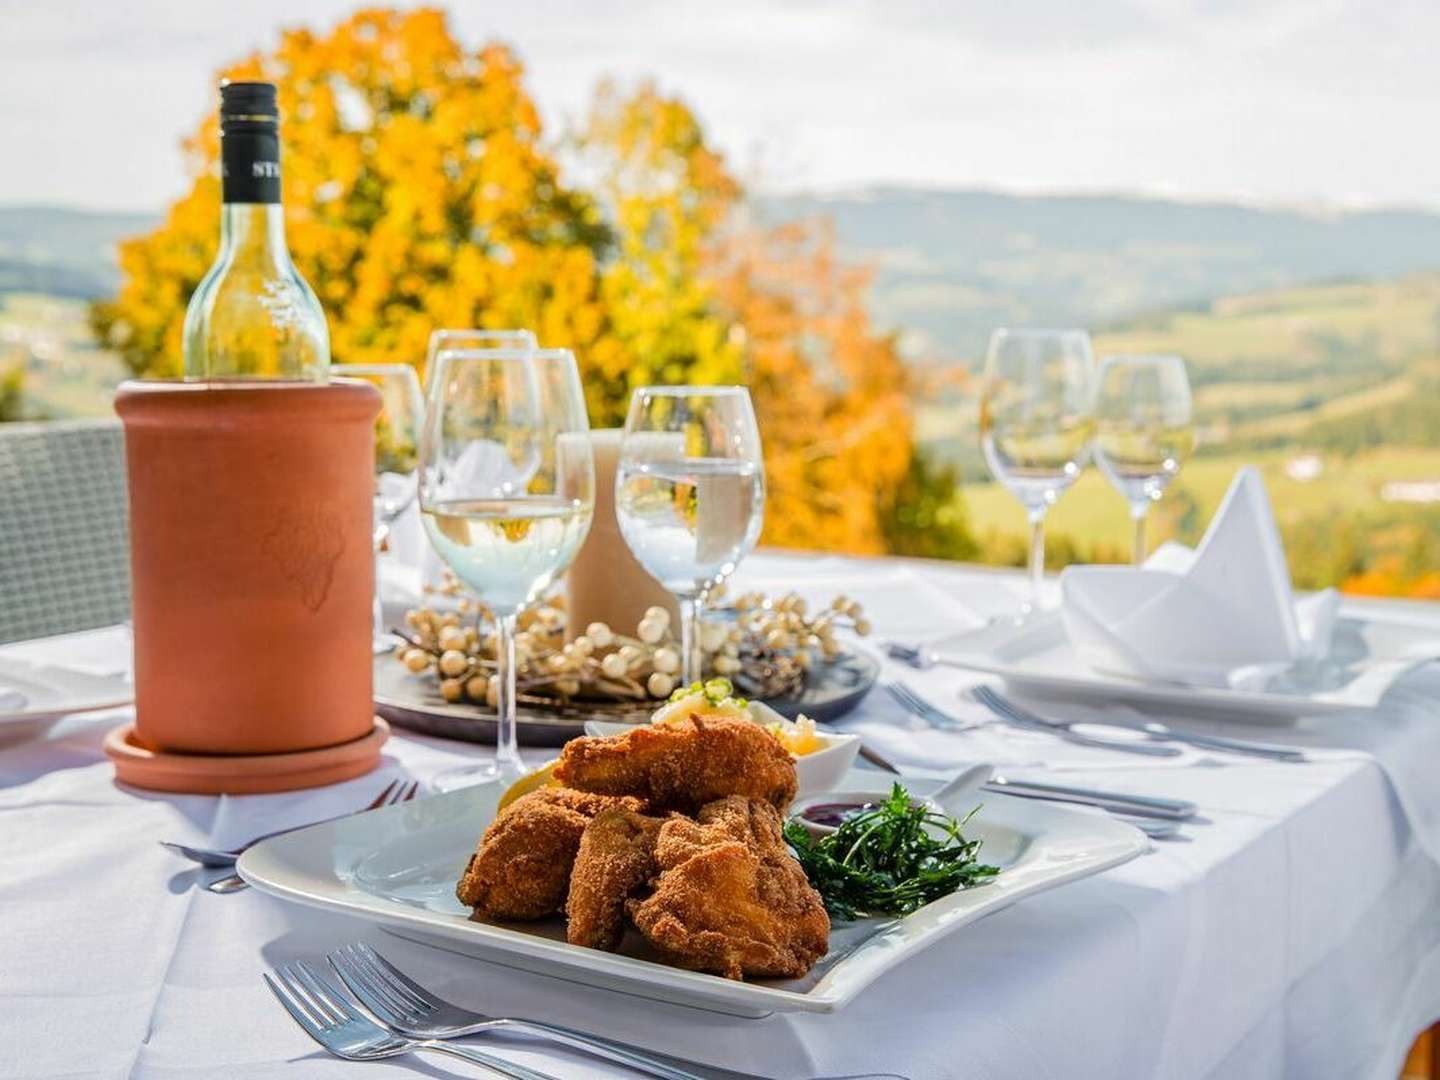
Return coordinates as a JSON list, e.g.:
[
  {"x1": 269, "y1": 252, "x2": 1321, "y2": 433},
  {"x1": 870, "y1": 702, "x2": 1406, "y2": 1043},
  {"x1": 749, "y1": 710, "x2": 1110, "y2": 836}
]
[{"x1": 4, "y1": 554, "x2": 1440, "y2": 1080}]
